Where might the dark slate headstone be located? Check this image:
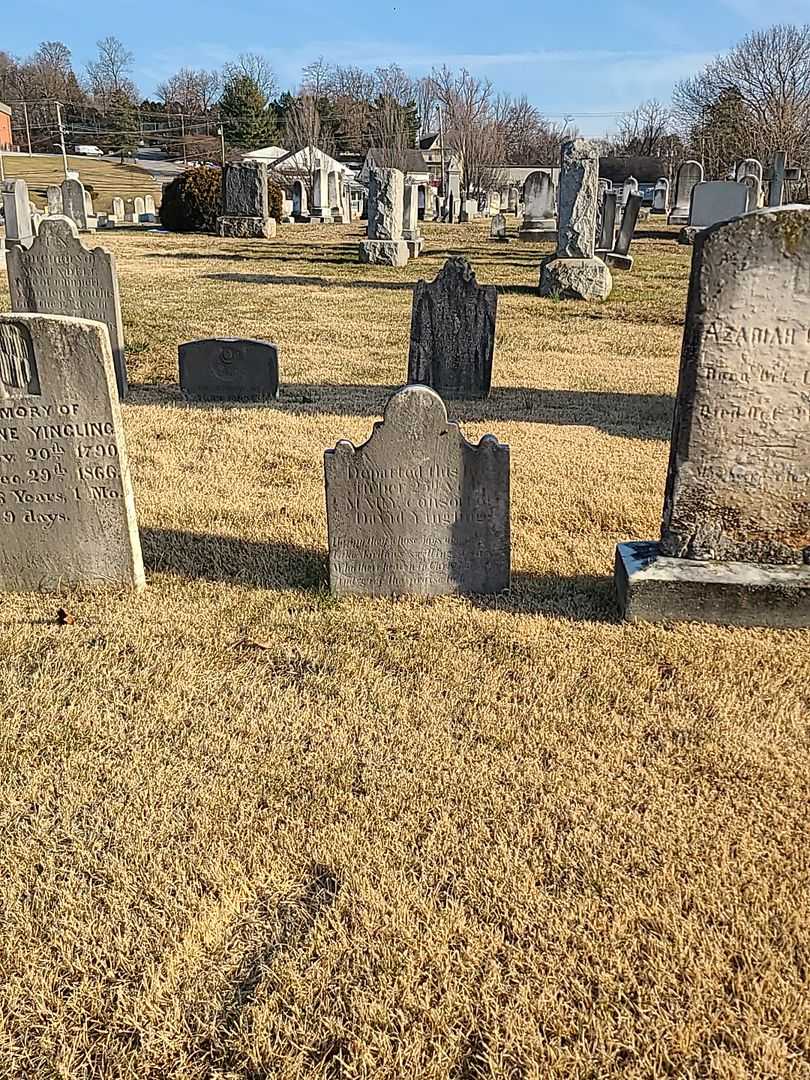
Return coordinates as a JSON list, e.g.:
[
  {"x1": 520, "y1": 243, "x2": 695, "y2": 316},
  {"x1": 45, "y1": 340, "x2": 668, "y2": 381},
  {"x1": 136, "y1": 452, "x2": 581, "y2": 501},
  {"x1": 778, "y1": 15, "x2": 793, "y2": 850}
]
[
  {"x1": 222, "y1": 162, "x2": 268, "y2": 218},
  {"x1": 615, "y1": 206, "x2": 810, "y2": 627},
  {"x1": 7, "y1": 217, "x2": 127, "y2": 398},
  {"x1": 407, "y1": 258, "x2": 497, "y2": 400},
  {"x1": 325, "y1": 385, "x2": 510, "y2": 597},
  {"x1": 0, "y1": 313, "x2": 144, "y2": 592},
  {"x1": 179, "y1": 338, "x2": 280, "y2": 400}
]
